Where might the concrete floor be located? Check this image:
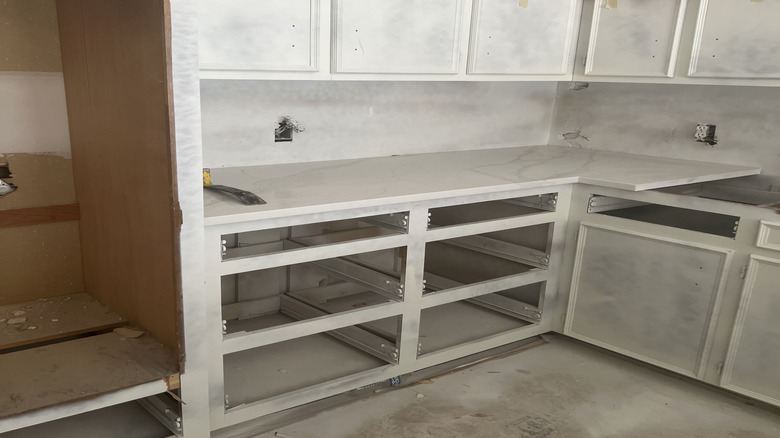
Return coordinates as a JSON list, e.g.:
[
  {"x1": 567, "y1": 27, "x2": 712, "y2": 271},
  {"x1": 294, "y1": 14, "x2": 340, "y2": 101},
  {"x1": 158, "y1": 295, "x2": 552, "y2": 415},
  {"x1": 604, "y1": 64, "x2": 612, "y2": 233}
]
[{"x1": 254, "y1": 334, "x2": 780, "y2": 438}]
